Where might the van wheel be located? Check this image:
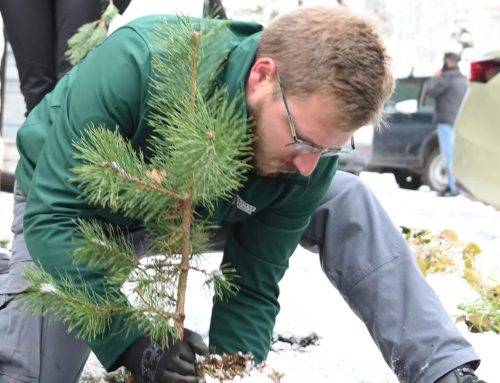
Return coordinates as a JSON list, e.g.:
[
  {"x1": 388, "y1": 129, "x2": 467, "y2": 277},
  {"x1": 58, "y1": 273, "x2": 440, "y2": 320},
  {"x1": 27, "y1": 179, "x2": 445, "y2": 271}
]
[
  {"x1": 423, "y1": 147, "x2": 447, "y2": 192},
  {"x1": 393, "y1": 170, "x2": 421, "y2": 190}
]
